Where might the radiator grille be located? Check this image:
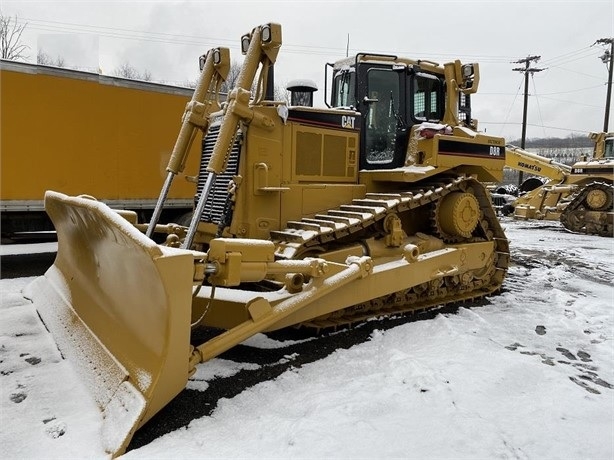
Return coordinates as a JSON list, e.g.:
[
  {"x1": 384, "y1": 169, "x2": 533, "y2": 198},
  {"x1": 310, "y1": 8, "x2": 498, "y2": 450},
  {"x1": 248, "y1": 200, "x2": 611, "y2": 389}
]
[
  {"x1": 295, "y1": 130, "x2": 351, "y2": 179},
  {"x1": 196, "y1": 123, "x2": 242, "y2": 224}
]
